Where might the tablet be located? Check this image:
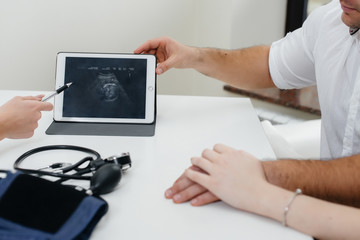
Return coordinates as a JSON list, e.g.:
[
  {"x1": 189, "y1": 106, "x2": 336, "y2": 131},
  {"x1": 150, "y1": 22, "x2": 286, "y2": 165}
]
[{"x1": 53, "y1": 52, "x2": 156, "y2": 124}]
